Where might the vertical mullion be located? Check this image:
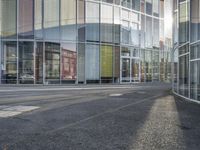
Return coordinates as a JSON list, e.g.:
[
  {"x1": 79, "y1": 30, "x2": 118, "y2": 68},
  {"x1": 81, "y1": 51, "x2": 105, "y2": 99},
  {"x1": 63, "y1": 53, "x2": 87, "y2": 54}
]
[{"x1": 17, "y1": 0, "x2": 19, "y2": 84}]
